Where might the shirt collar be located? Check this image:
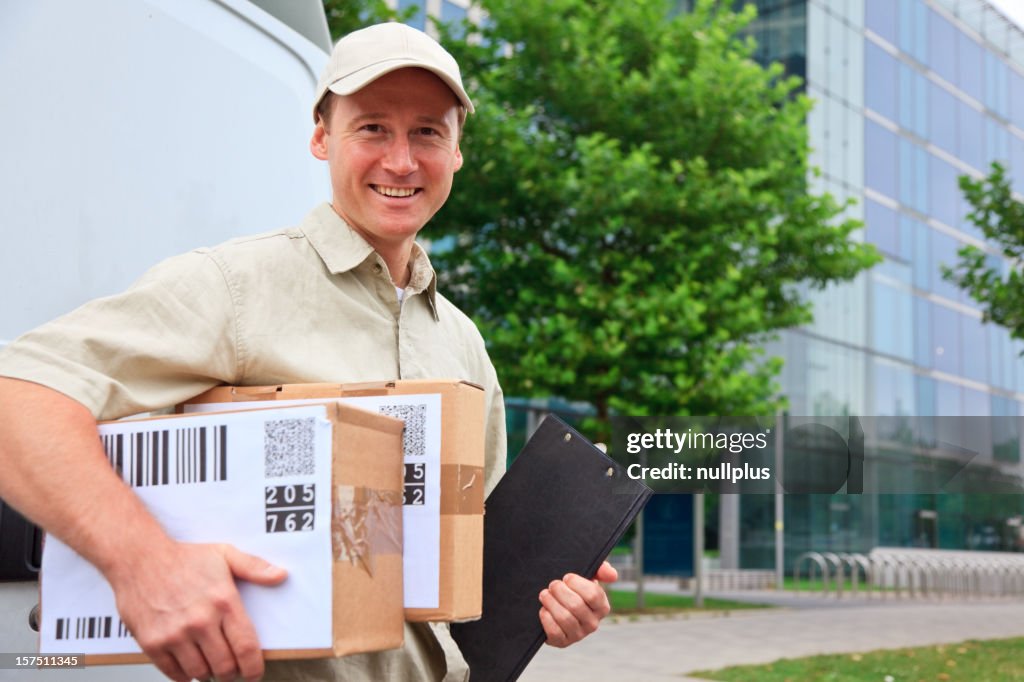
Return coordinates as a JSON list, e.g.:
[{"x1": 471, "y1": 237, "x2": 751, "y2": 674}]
[{"x1": 301, "y1": 203, "x2": 439, "y2": 320}]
